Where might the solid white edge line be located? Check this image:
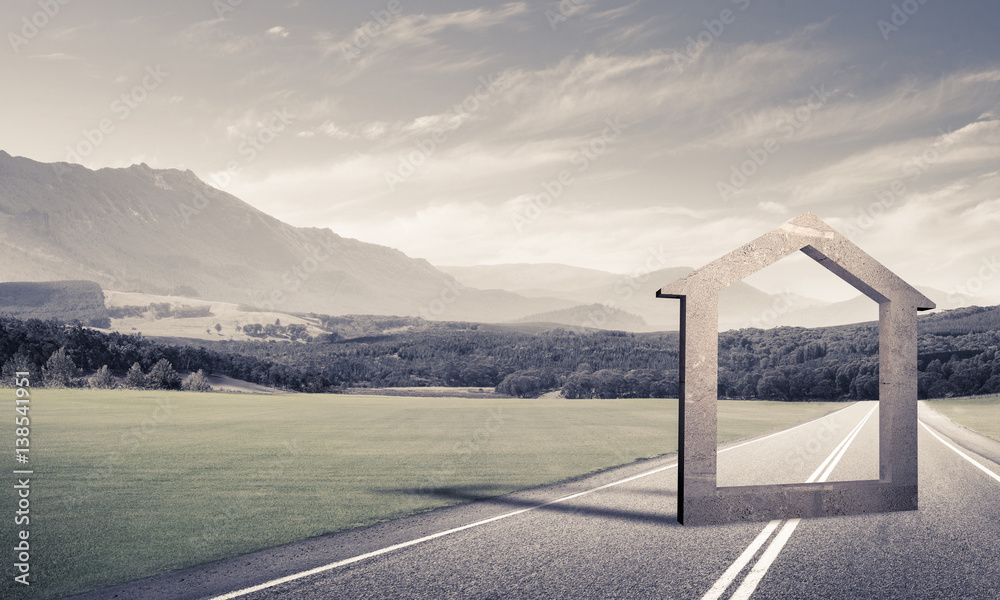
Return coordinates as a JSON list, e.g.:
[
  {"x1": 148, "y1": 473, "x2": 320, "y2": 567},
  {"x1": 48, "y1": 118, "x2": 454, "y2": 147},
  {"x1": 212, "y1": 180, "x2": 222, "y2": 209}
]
[
  {"x1": 699, "y1": 520, "x2": 781, "y2": 600},
  {"x1": 919, "y1": 420, "x2": 1000, "y2": 484},
  {"x1": 206, "y1": 462, "x2": 679, "y2": 599},
  {"x1": 703, "y1": 401, "x2": 877, "y2": 600},
  {"x1": 210, "y1": 404, "x2": 876, "y2": 600}
]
